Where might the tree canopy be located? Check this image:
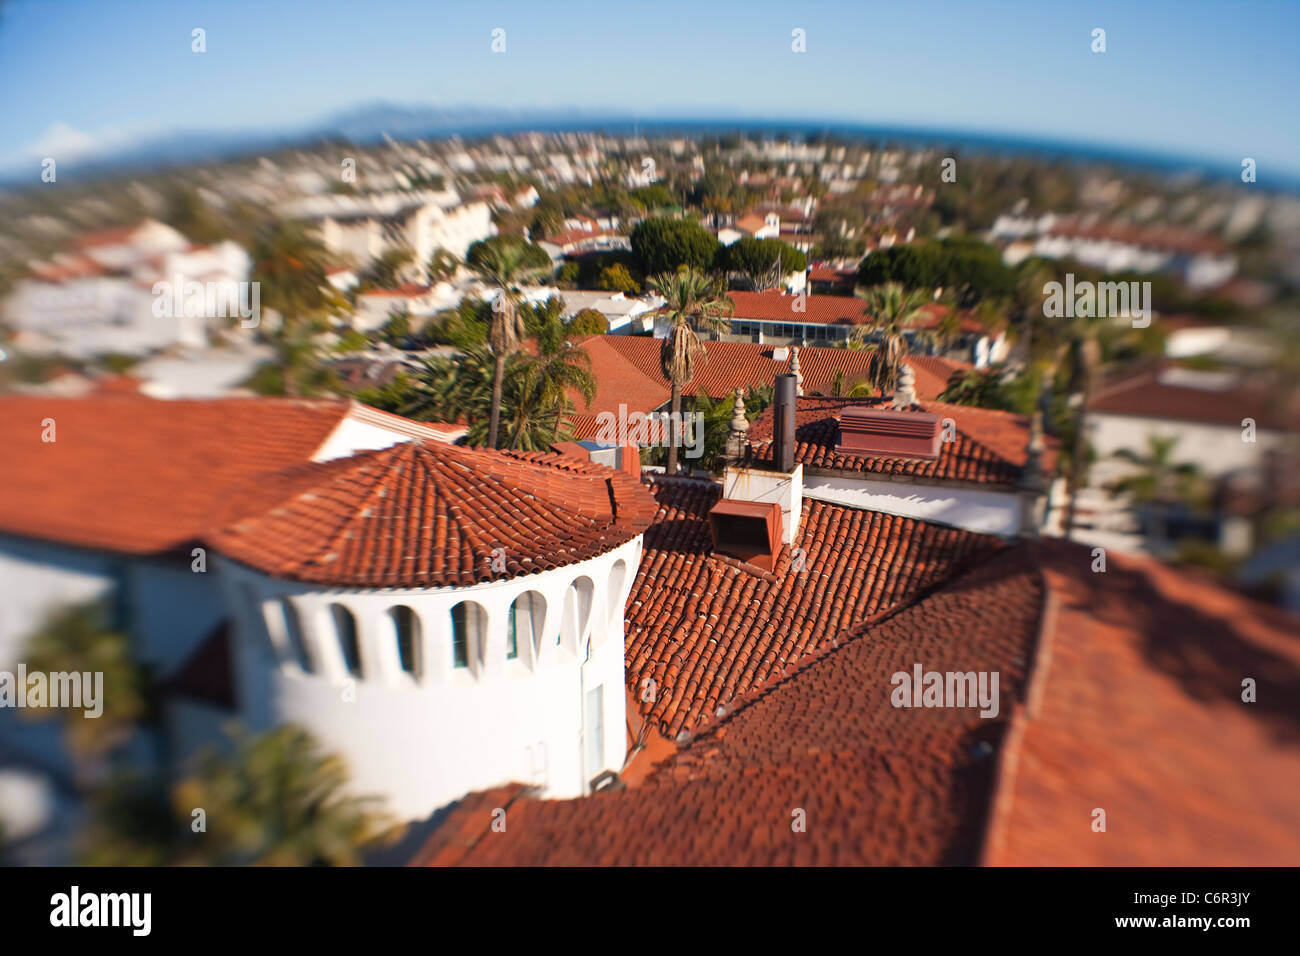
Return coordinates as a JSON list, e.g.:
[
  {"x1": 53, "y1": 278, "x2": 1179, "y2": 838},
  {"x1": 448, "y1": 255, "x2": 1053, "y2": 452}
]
[
  {"x1": 630, "y1": 216, "x2": 721, "y2": 277},
  {"x1": 857, "y1": 237, "x2": 1014, "y2": 305}
]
